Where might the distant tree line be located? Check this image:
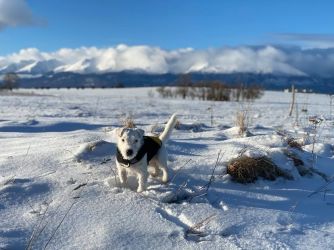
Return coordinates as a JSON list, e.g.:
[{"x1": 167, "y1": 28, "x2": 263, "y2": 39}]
[
  {"x1": 0, "y1": 72, "x2": 20, "y2": 90},
  {"x1": 156, "y1": 74, "x2": 264, "y2": 101}
]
